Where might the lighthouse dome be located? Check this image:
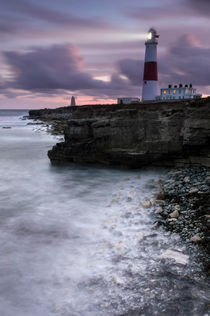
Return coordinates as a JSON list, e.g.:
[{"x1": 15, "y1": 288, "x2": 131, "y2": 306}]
[
  {"x1": 148, "y1": 28, "x2": 157, "y2": 34},
  {"x1": 147, "y1": 28, "x2": 159, "y2": 42}
]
